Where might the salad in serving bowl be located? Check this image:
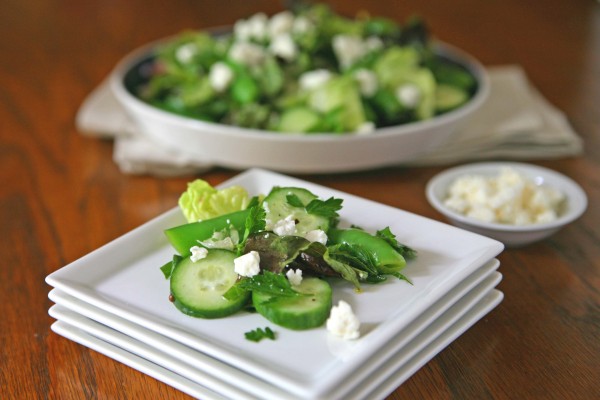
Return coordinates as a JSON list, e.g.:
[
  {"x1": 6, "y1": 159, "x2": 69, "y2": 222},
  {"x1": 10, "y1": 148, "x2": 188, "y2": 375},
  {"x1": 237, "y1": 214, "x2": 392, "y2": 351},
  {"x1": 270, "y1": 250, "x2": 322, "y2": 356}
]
[{"x1": 110, "y1": 3, "x2": 488, "y2": 172}]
